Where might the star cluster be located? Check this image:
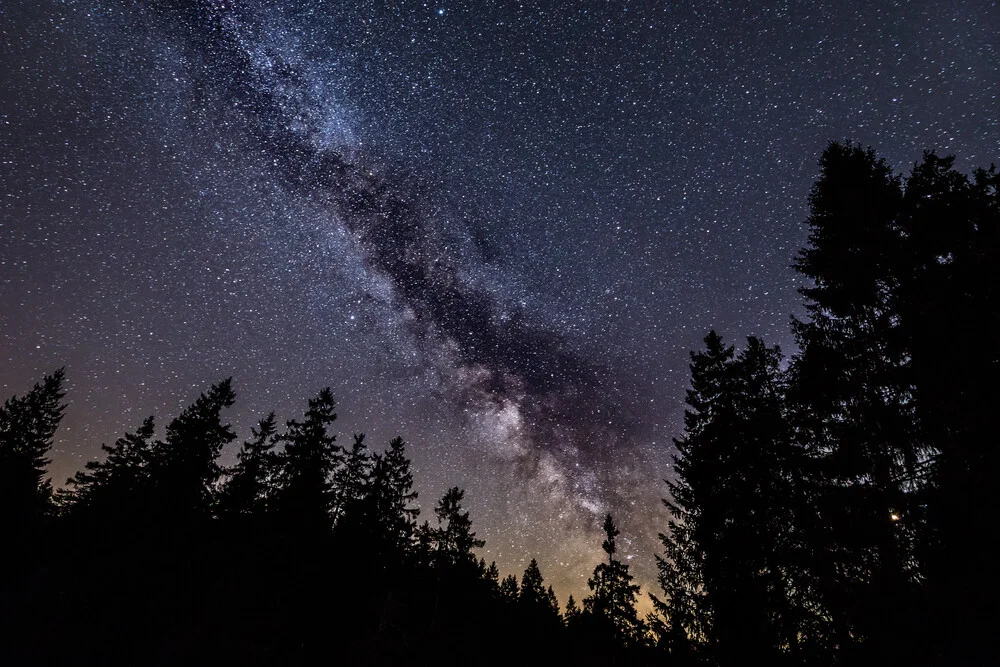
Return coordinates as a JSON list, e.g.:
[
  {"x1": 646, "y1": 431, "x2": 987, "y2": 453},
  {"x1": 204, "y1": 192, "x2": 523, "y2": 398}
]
[{"x1": 2, "y1": 0, "x2": 997, "y2": 602}]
